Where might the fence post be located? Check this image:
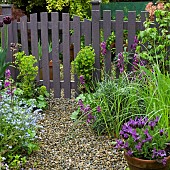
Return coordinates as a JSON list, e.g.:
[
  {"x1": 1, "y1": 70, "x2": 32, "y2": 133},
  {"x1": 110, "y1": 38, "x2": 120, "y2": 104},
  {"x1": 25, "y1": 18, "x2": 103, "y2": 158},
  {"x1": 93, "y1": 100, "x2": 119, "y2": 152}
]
[
  {"x1": 1, "y1": 4, "x2": 13, "y2": 16},
  {"x1": 91, "y1": 0, "x2": 101, "y2": 10},
  {"x1": 0, "y1": 4, "x2": 15, "y2": 79}
]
